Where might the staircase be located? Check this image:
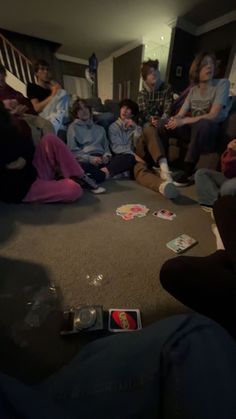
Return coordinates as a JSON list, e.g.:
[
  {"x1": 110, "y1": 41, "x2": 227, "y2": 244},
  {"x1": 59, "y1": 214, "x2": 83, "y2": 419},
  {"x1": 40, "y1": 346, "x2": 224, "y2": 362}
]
[{"x1": 0, "y1": 32, "x2": 36, "y2": 85}]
